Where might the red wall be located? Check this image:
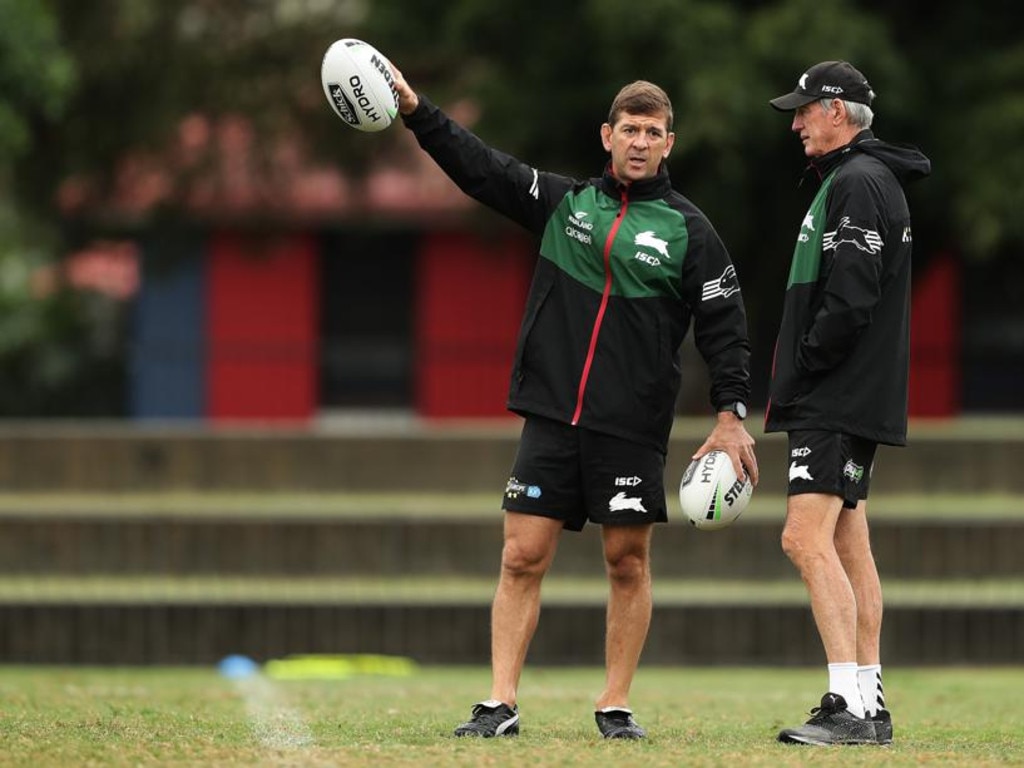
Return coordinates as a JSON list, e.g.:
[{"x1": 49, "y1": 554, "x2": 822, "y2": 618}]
[
  {"x1": 909, "y1": 252, "x2": 960, "y2": 416},
  {"x1": 415, "y1": 231, "x2": 533, "y2": 417},
  {"x1": 199, "y1": 232, "x2": 957, "y2": 421},
  {"x1": 206, "y1": 232, "x2": 319, "y2": 421}
]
